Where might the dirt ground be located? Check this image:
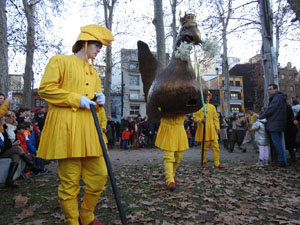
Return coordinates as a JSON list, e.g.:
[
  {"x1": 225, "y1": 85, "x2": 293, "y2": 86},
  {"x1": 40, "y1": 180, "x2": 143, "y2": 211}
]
[
  {"x1": 108, "y1": 143, "x2": 258, "y2": 166},
  {"x1": 47, "y1": 143, "x2": 259, "y2": 173}
]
